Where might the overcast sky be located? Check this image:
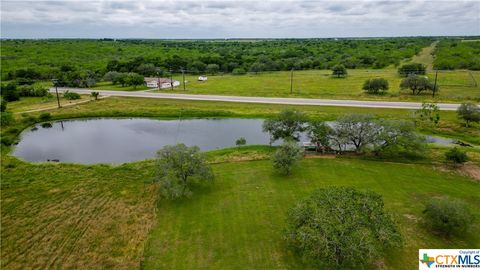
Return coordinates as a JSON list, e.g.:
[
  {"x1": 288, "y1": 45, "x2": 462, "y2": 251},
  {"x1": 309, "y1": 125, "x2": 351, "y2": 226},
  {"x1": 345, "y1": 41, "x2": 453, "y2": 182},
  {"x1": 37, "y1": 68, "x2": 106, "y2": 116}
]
[{"x1": 1, "y1": 0, "x2": 479, "y2": 38}]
